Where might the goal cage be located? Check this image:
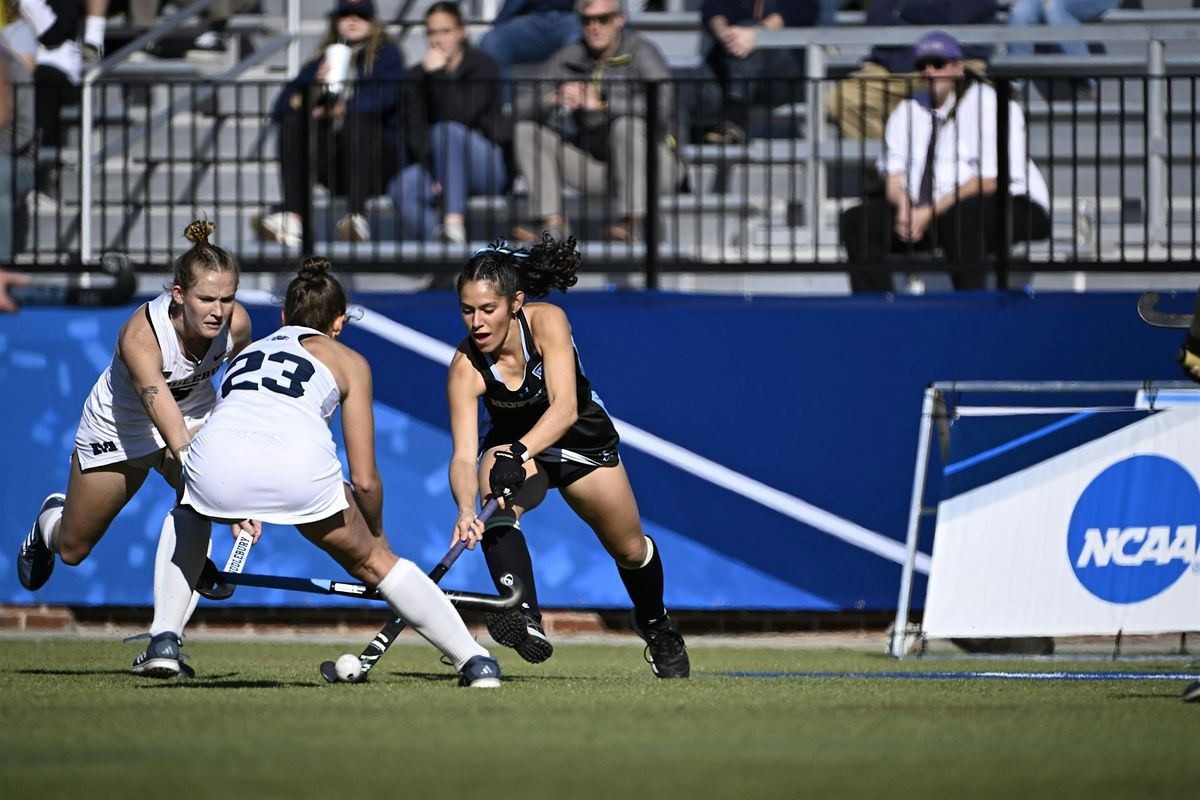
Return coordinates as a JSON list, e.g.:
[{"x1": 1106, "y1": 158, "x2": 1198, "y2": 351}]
[{"x1": 891, "y1": 380, "x2": 1200, "y2": 659}]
